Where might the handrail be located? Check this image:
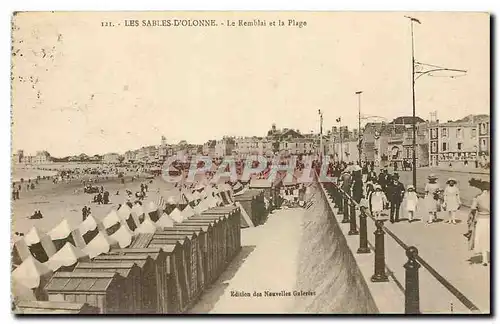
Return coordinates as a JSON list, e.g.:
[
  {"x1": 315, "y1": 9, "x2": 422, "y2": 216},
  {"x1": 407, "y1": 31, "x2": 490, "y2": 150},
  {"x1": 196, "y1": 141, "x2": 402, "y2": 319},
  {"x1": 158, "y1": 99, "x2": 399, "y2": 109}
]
[{"x1": 327, "y1": 181, "x2": 480, "y2": 312}]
